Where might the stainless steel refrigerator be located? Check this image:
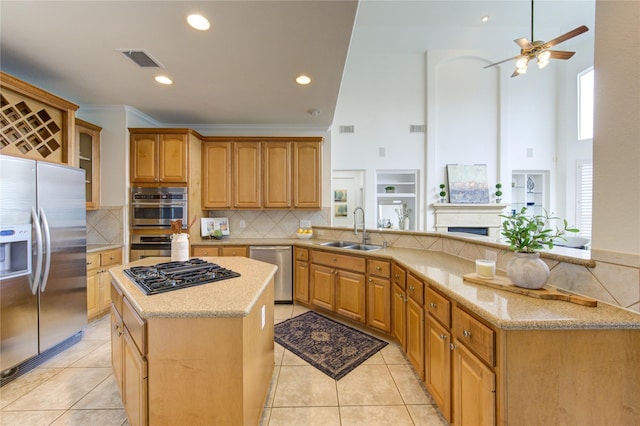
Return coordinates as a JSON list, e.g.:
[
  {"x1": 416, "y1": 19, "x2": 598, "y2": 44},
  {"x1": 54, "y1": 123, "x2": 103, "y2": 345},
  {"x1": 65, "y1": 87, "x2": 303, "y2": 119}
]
[{"x1": 0, "y1": 155, "x2": 87, "y2": 378}]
